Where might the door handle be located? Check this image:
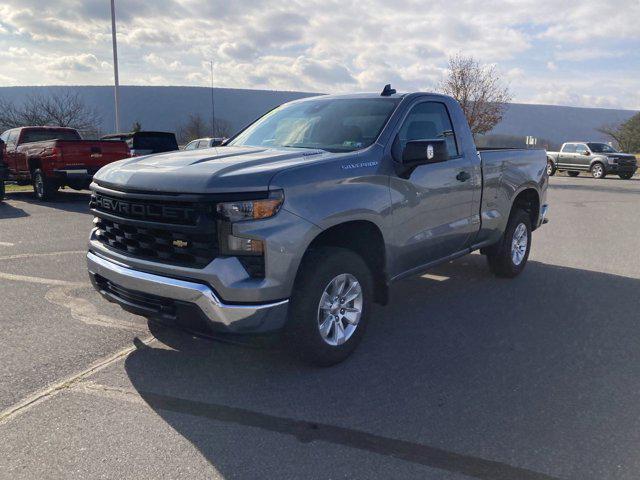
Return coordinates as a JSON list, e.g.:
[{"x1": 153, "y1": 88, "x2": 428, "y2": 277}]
[{"x1": 456, "y1": 171, "x2": 471, "y2": 182}]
